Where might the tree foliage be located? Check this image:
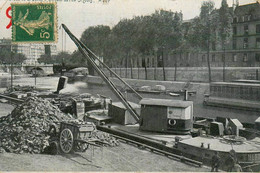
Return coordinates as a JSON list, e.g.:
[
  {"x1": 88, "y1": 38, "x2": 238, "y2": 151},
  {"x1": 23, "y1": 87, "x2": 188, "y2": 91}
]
[
  {"x1": 80, "y1": 25, "x2": 111, "y2": 57},
  {"x1": 0, "y1": 50, "x2": 26, "y2": 64},
  {"x1": 78, "y1": 9, "x2": 183, "y2": 63},
  {"x1": 38, "y1": 52, "x2": 67, "y2": 64},
  {"x1": 218, "y1": 0, "x2": 233, "y2": 48}
]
